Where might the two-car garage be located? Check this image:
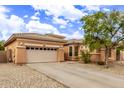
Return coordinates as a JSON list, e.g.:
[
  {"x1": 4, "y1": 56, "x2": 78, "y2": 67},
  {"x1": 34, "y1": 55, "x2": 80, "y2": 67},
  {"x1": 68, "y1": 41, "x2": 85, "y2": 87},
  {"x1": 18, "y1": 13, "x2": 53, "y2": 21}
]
[
  {"x1": 4, "y1": 33, "x2": 66, "y2": 64},
  {"x1": 26, "y1": 46, "x2": 58, "y2": 63}
]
